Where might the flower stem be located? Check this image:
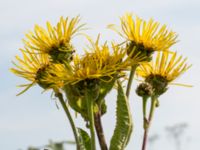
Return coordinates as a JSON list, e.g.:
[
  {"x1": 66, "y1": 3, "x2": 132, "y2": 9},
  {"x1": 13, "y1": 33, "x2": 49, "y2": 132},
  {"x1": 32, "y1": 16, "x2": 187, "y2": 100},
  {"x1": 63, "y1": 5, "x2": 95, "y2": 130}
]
[
  {"x1": 94, "y1": 110, "x2": 108, "y2": 150},
  {"x1": 126, "y1": 65, "x2": 137, "y2": 98},
  {"x1": 142, "y1": 96, "x2": 148, "y2": 129},
  {"x1": 141, "y1": 96, "x2": 157, "y2": 150},
  {"x1": 141, "y1": 129, "x2": 149, "y2": 150},
  {"x1": 55, "y1": 91, "x2": 80, "y2": 150},
  {"x1": 86, "y1": 91, "x2": 96, "y2": 150}
]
